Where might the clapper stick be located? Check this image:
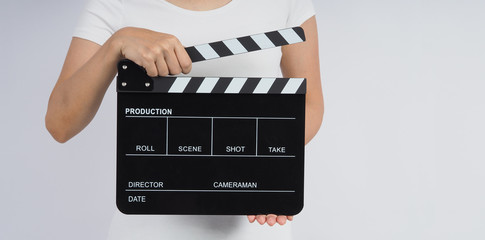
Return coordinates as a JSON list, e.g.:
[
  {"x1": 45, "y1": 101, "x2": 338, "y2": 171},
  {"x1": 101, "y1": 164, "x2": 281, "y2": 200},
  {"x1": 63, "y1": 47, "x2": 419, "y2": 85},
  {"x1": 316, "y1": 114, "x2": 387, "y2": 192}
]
[
  {"x1": 118, "y1": 27, "x2": 307, "y2": 93},
  {"x1": 185, "y1": 27, "x2": 306, "y2": 62}
]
